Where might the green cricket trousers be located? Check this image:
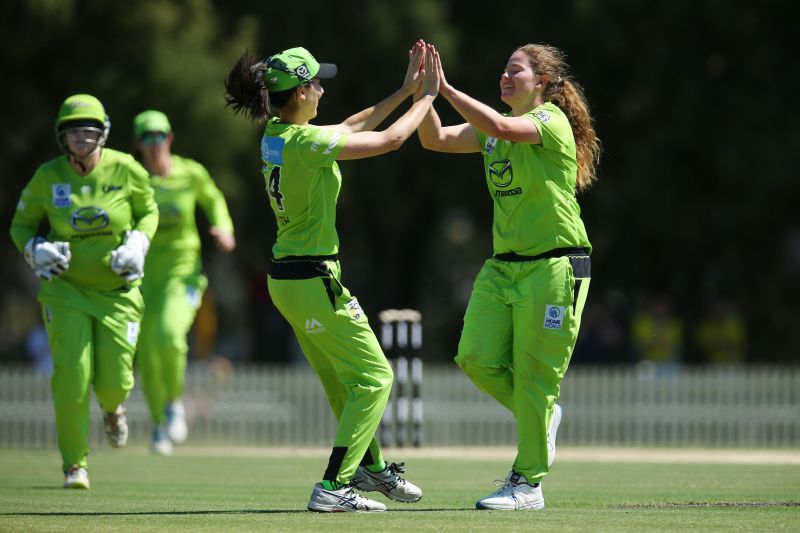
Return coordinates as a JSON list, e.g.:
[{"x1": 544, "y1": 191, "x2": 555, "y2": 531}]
[
  {"x1": 39, "y1": 278, "x2": 143, "y2": 473},
  {"x1": 268, "y1": 256, "x2": 393, "y2": 484},
  {"x1": 455, "y1": 249, "x2": 591, "y2": 483},
  {"x1": 138, "y1": 252, "x2": 207, "y2": 425}
]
